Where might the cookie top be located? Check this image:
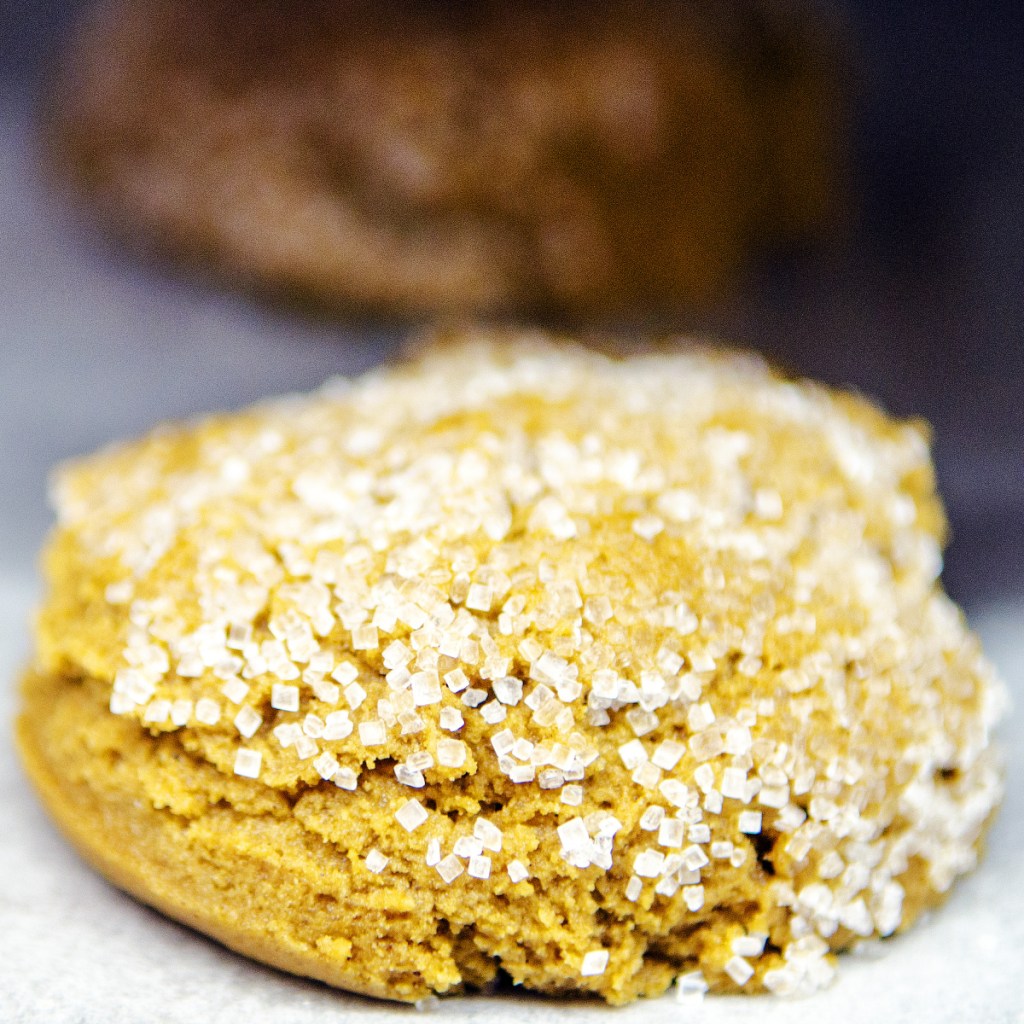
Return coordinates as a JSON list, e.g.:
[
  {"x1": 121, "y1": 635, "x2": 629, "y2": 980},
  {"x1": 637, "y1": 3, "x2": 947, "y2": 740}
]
[{"x1": 34, "y1": 337, "x2": 1004, "y2": 1001}]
